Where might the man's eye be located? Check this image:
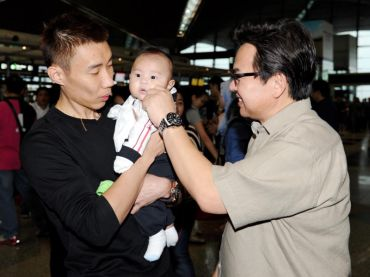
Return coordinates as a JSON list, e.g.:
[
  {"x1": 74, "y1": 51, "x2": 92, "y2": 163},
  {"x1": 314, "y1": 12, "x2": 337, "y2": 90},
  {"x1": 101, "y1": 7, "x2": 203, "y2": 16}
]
[
  {"x1": 136, "y1": 73, "x2": 141, "y2": 78},
  {"x1": 150, "y1": 75, "x2": 157, "y2": 80}
]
